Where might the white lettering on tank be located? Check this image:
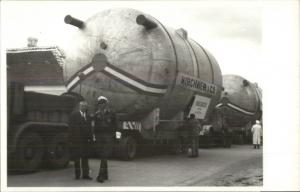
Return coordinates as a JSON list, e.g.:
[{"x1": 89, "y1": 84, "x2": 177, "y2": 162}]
[
  {"x1": 122, "y1": 121, "x2": 142, "y2": 132},
  {"x1": 123, "y1": 121, "x2": 128, "y2": 129}
]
